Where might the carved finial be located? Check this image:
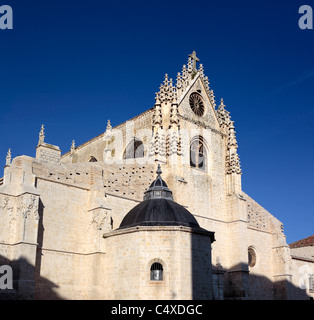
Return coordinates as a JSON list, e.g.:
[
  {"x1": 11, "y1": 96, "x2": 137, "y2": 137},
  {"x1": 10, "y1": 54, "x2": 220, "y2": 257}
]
[
  {"x1": 71, "y1": 140, "x2": 76, "y2": 154},
  {"x1": 104, "y1": 119, "x2": 113, "y2": 143},
  {"x1": 156, "y1": 73, "x2": 175, "y2": 104},
  {"x1": 218, "y1": 98, "x2": 226, "y2": 110},
  {"x1": 38, "y1": 124, "x2": 45, "y2": 145},
  {"x1": 5, "y1": 149, "x2": 11, "y2": 166},
  {"x1": 228, "y1": 121, "x2": 238, "y2": 149},
  {"x1": 199, "y1": 64, "x2": 204, "y2": 77},
  {"x1": 155, "y1": 92, "x2": 160, "y2": 104},
  {"x1": 176, "y1": 72, "x2": 182, "y2": 89},
  {"x1": 106, "y1": 120, "x2": 112, "y2": 132},
  {"x1": 156, "y1": 164, "x2": 162, "y2": 176},
  {"x1": 187, "y1": 57, "x2": 193, "y2": 73},
  {"x1": 164, "y1": 73, "x2": 169, "y2": 85}
]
